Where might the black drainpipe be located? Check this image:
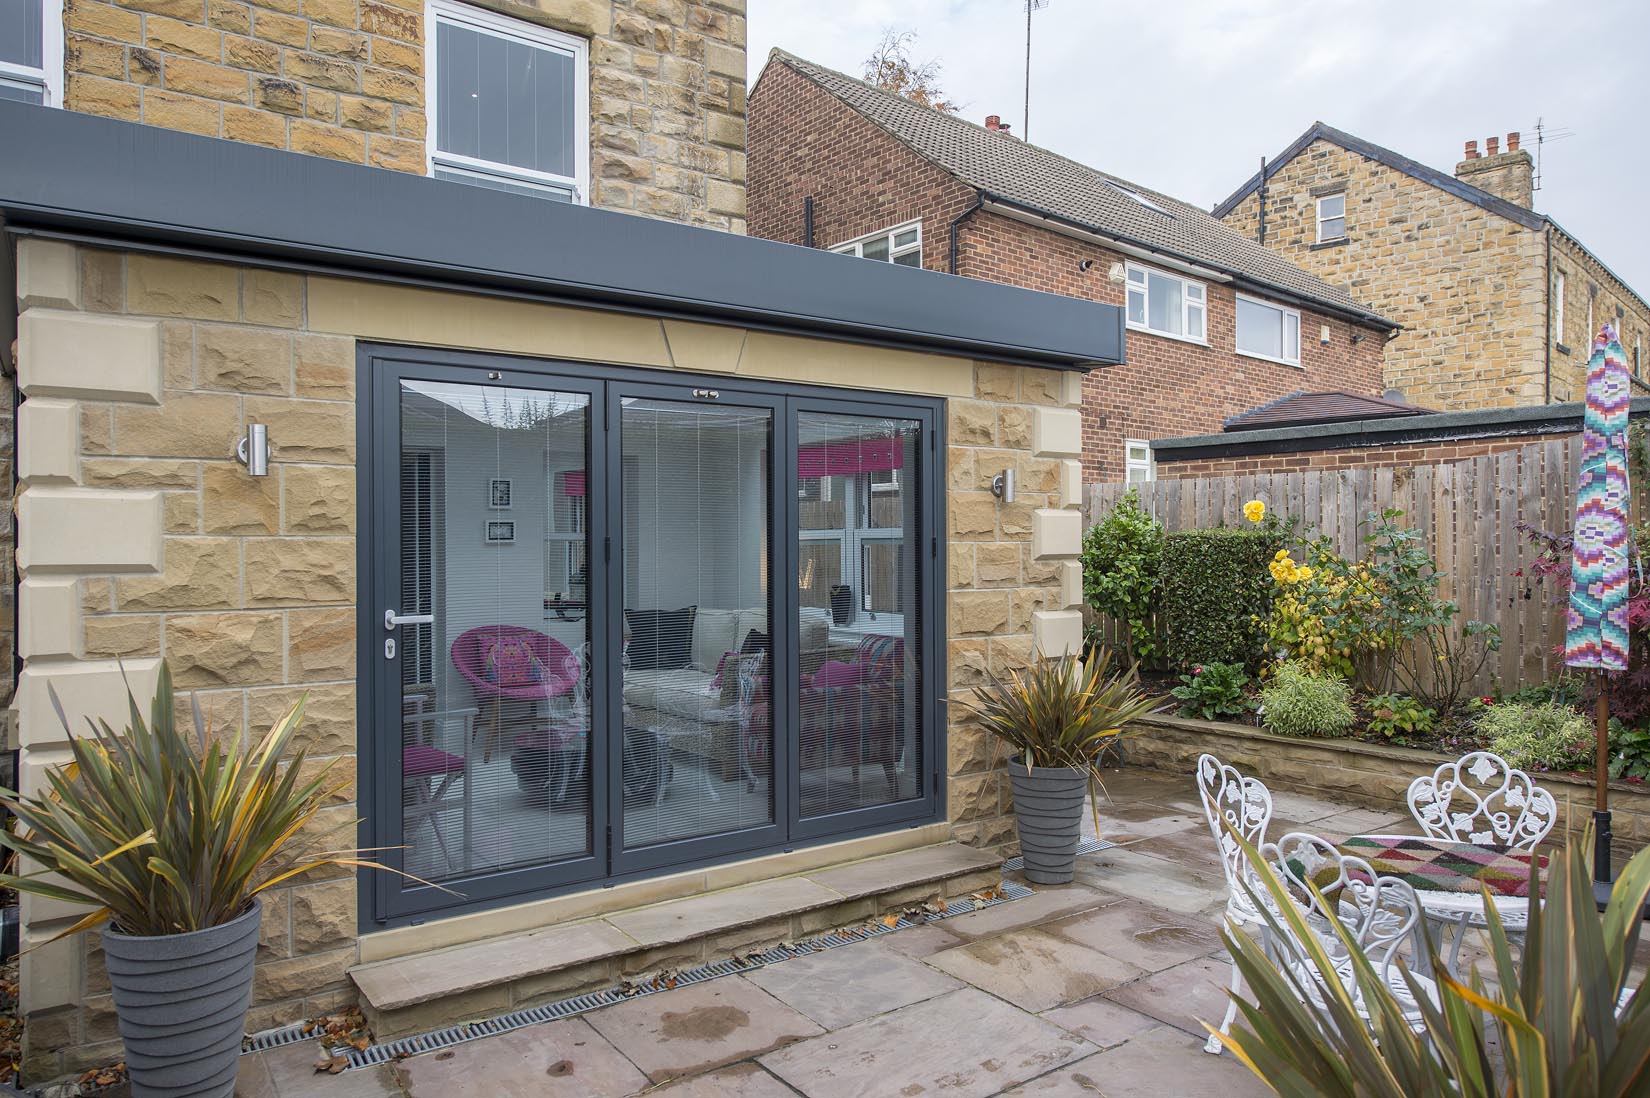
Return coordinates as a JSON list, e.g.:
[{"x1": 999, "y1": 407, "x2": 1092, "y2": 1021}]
[
  {"x1": 1257, "y1": 156, "x2": 1268, "y2": 245},
  {"x1": 948, "y1": 192, "x2": 985, "y2": 275},
  {"x1": 1543, "y1": 225, "x2": 1553, "y2": 403},
  {"x1": 802, "y1": 196, "x2": 815, "y2": 249}
]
